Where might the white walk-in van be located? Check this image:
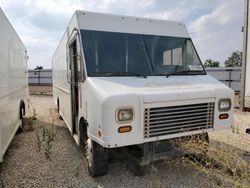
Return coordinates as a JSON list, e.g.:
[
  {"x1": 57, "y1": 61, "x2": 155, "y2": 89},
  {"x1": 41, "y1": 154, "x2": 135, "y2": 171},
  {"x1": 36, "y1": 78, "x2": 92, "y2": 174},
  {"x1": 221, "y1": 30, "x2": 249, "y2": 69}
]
[
  {"x1": 0, "y1": 8, "x2": 28, "y2": 162},
  {"x1": 53, "y1": 11, "x2": 234, "y2": 177}
]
